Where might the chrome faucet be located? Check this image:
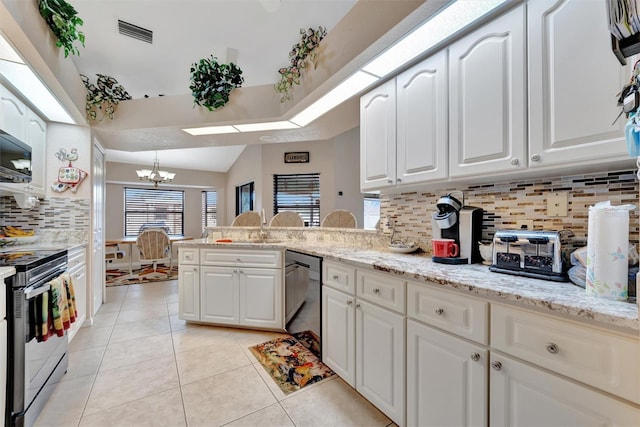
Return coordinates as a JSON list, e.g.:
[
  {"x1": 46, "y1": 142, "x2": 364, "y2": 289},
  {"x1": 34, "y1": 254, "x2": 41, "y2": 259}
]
[
  {"x1": 259, "y1": 209, "x2": 268, "y2": 241},
  {"x1": 386, "y1": 216, "x2": 397, "y2": 244}
]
